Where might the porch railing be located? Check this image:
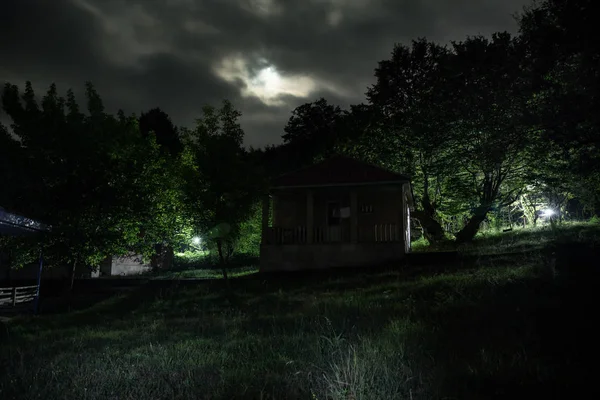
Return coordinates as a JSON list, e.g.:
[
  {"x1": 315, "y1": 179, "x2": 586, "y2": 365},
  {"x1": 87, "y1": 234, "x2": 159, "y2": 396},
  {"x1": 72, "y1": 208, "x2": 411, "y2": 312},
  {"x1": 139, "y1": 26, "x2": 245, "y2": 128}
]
[
  {"x1": 267, "y1": 226, "x2": 308, "y2": 245},
  {"x1": 313, "y1": 226, "x2": 351, "y2": 243},
  {"x1": 266, "y1": 223, "x2": 401, "y2": 245},
  {"x1": 372, "y1": 223, "x2": 401, "y2": 242}
]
